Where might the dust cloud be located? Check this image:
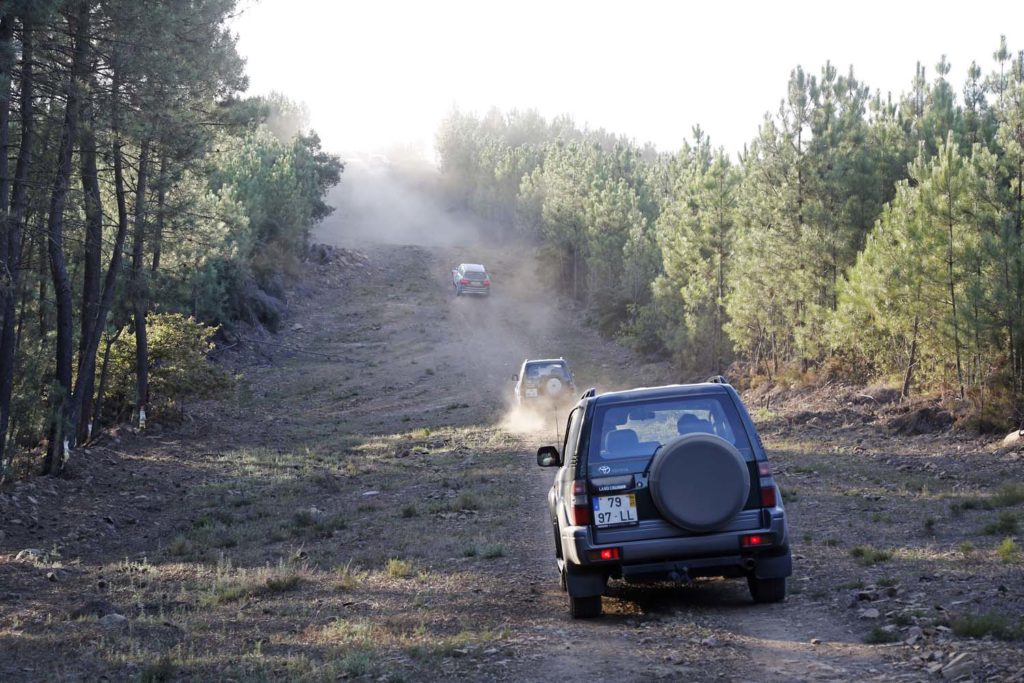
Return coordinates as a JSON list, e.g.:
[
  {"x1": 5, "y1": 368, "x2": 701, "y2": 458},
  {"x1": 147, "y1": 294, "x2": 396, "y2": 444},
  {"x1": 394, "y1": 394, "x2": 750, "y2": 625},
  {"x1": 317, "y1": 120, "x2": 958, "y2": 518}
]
[
  {"x1": 312, "y1": 152, "x2": 650, "y2": 443},
  {"x1": 314, "y1": 156, "x2": 484, "y2": 248}
]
